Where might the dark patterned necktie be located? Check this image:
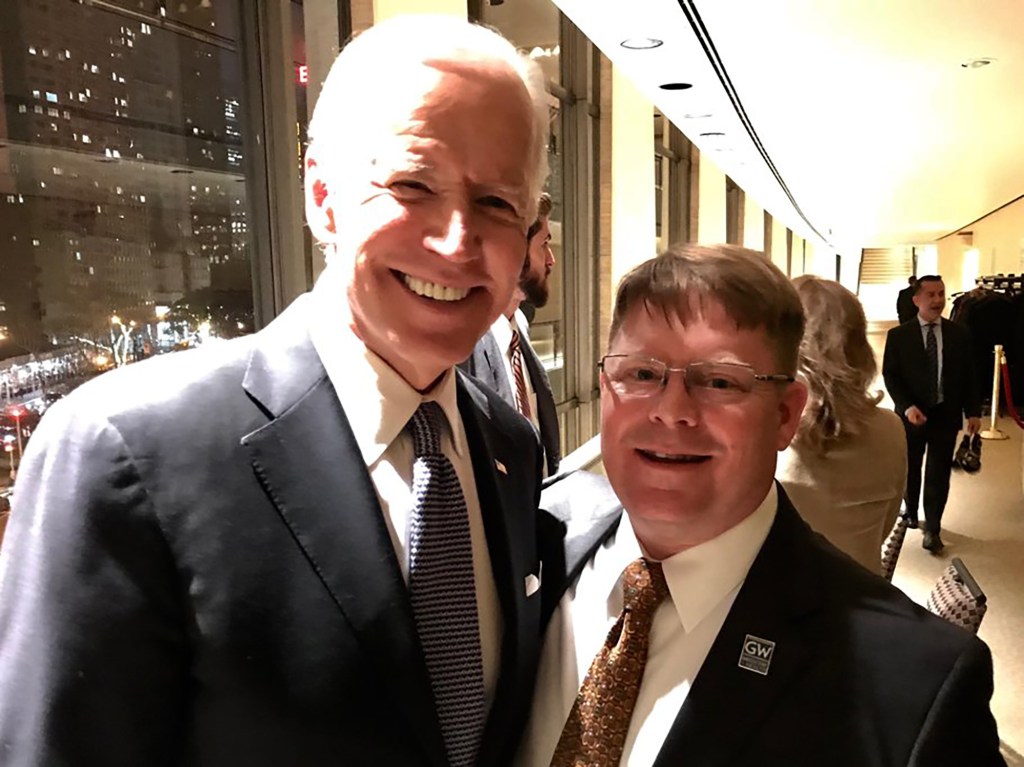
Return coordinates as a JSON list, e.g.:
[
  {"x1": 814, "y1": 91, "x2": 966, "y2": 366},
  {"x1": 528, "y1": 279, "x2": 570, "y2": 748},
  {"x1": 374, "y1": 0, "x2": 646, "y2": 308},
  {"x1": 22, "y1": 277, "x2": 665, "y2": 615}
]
[
  {"x1": 551, "y1": 558, "x2": 670, "y2": 767},
  {"x1": 407, "y1": 402, "x2": 485, "y2": 767},
  {"x1": 509, "y1": 328, "x2": 533, "y2": 420},
  {"x1": 926, "y1": 323, "x2": 939, "y2": 407}
]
